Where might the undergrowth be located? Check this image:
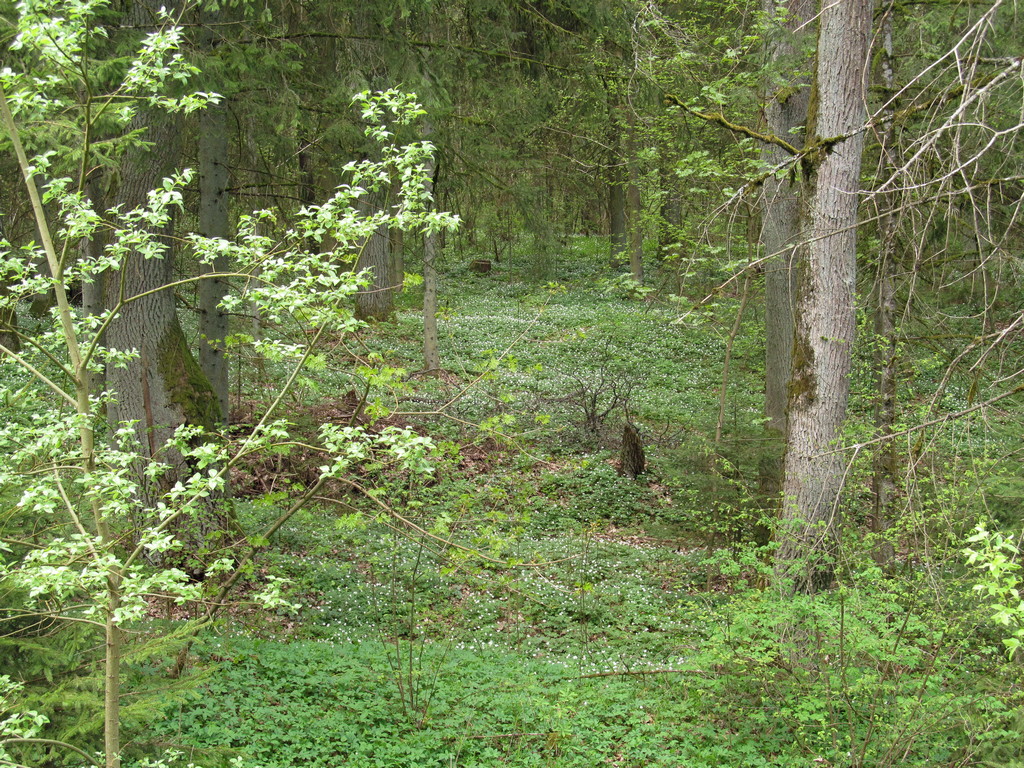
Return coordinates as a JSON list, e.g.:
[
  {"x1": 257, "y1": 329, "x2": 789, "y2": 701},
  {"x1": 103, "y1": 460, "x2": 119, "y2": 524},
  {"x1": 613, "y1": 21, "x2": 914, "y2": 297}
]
[
  {"x1": 148, "y1": 263, "x2": 1024, "y2": 766},
  {"x1": 8, "y1": 256, "x2": 1024, "y2": 767}
]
